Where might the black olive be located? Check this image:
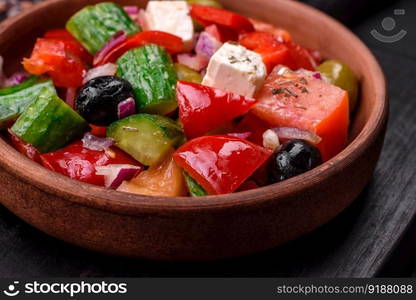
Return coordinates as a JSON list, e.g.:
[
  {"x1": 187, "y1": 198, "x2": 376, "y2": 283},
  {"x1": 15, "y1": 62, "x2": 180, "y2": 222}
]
[
  {"x1": 76, "y1": 76, "x2": 135, "y2": 126},
  {"x1": 268, "y1": 139, "x2": 322, "y2": 183}
]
